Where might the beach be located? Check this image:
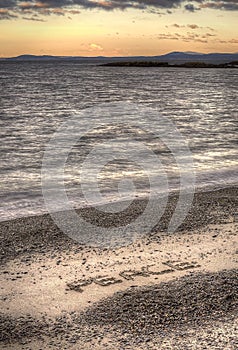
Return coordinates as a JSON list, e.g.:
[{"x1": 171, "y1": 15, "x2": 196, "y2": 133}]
[
  {"x1": 0, "y1": 186, "x2": 237, "y2": 349},
  {"x1": 1, "y1": 2, "x2": 238, "y2": 349}
]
